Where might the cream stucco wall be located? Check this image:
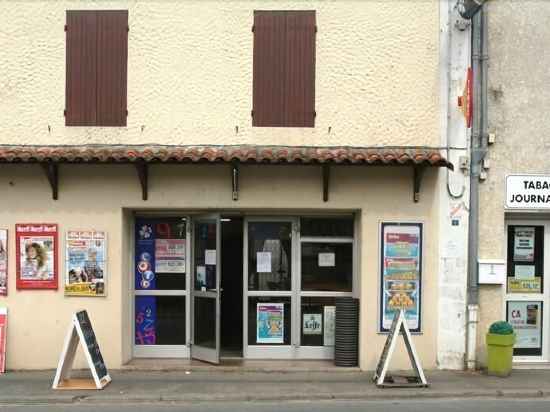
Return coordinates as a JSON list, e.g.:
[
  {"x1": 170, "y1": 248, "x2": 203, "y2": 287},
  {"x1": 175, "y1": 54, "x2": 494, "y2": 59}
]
[
  {"x1": 476, "y1": 0, "x2": 550, "y2": 366},
  {"x1": 0, "y1": 0, "x2": 439, "y2": 147},
  {"x1": 0, "y1": 163, "x2": 440, "y2": 370}
]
